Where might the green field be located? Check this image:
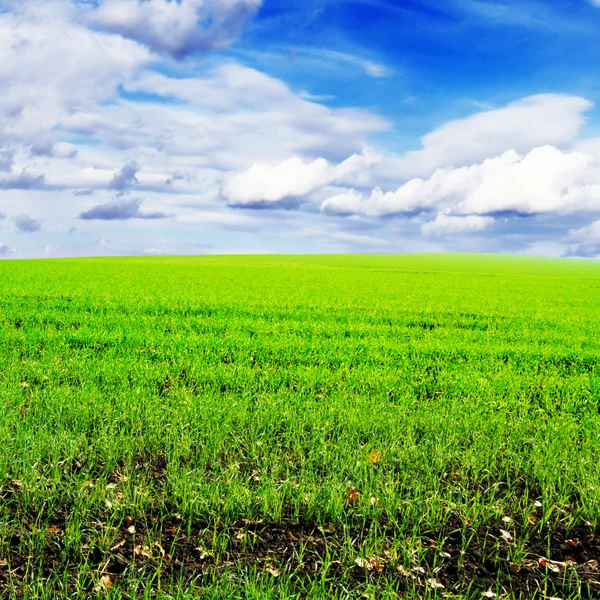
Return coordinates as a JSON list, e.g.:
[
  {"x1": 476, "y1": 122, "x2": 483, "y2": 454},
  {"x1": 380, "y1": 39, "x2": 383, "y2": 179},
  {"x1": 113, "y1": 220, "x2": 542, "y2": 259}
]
[{"x1": 1, "y1": 254, "x2": 600, "y2": 599}]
